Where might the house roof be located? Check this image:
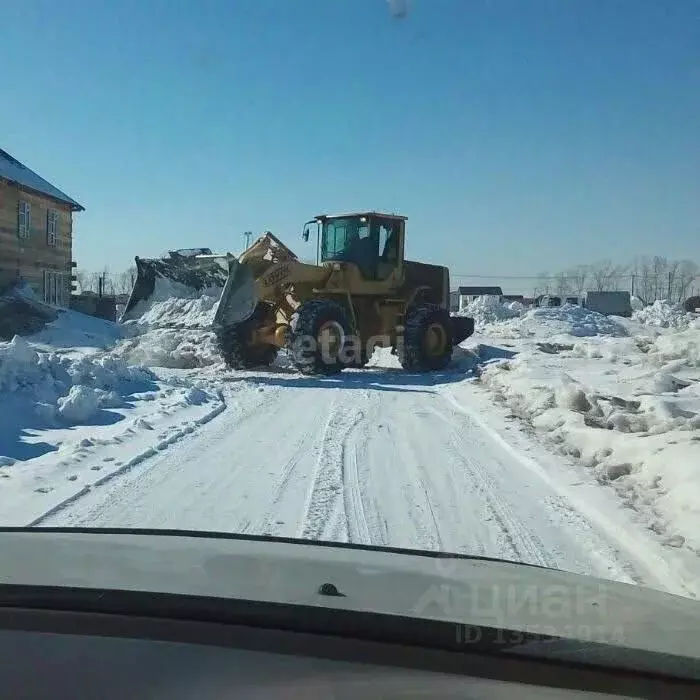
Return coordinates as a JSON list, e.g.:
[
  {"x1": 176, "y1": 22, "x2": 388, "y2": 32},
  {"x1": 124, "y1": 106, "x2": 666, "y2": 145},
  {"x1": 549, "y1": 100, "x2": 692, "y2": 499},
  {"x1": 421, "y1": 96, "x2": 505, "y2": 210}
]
[
  {"x1": 0, "y1": 148, "x2": 84, "y2": 211},
  {"x1": 458, "y1": 286, "x2": 503, "y2": 296}
]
